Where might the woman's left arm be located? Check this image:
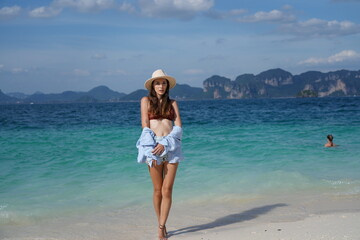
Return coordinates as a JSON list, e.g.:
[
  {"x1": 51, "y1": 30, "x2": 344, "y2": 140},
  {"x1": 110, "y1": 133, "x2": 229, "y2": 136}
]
[{"x1": 172, "y1": 100, "x2": 182, "y2": 127}]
